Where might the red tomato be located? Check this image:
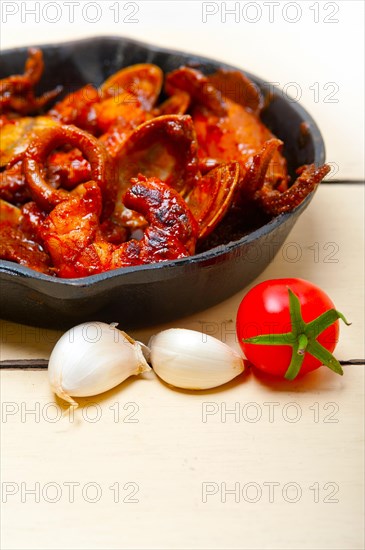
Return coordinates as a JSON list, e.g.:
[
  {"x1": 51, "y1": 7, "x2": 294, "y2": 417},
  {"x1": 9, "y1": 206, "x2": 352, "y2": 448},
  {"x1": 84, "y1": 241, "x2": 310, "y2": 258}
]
[{"x1": 236, "y1": 278, "x2": 342, "y2": 378}]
